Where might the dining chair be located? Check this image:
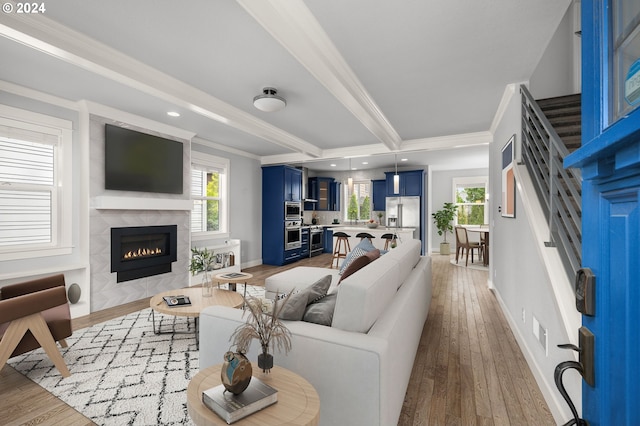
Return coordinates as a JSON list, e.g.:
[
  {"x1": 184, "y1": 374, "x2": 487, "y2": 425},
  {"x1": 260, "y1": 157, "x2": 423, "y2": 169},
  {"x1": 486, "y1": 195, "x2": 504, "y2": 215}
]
[{"x1": 455, "y1": 226, "x2": 483, "y2": 267}]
